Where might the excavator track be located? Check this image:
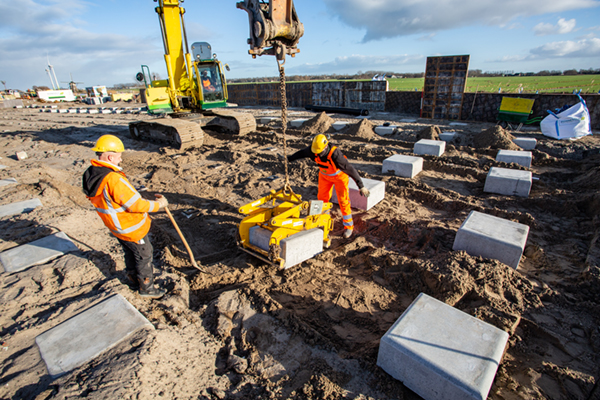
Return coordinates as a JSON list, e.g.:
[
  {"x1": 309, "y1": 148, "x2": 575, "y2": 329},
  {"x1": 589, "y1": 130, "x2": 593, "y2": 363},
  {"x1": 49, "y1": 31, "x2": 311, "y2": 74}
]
[
  {"x1": 129, "y1": 118, "x2": 204, "y2": 150},
  {"x1": 205, "y1": 109, "x2": 256, "y2": 136}
]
